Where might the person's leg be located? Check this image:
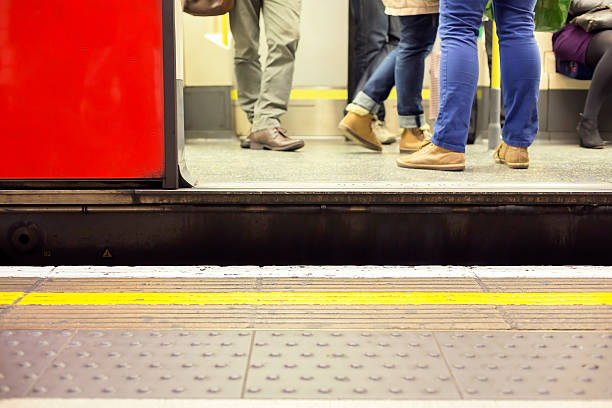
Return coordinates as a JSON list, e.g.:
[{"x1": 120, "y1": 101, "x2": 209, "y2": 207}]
[
  {"x1": 583, "y1": 30, "x2": 612, "y2": 125},
  {"x1": 493, "y1": 0, "x2": 540, "y2": 148},
  {"x1": 430, "y1": 0, "x2": 489, "y2": 153},
  {"x1": 339, "y1": 49, "x2": 397, "y2": 152},
  {"x1": 340, "y1": 46, "x2": 398, "y2": 152},
  {"x1": 388, "y1": 15, "x2": 401, "y2": 47},
  {"x1": 229, "y1": 0, "x2": 262, "y2": 125},
  {"x1": 351, "y1": 0, "x2": 390, "y2": 121},
  {"x1": 253, "y1": 0, "x2": 301, "y2": 132},
  {"x1": 577, "y1": 30, "x2": 612, "y2": 148},
  {"x1": 340, "y1": 10, "x2": 405, "y2": 152},
  {"x1": 350, "y1": 0, "x2": 388, "y2": 93},
  {"x1": 395, "y1": 13, "x2": 439, "y2": 129},
  {"x1": 352, "y1": 49, "x2": 398, "y2": 115},
  {"x1": 377, "y1": 15, "x2": 401, "y2": 125},
  {"x1": 354, "y1": 16, "x2": 401, "y2": 123}
]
